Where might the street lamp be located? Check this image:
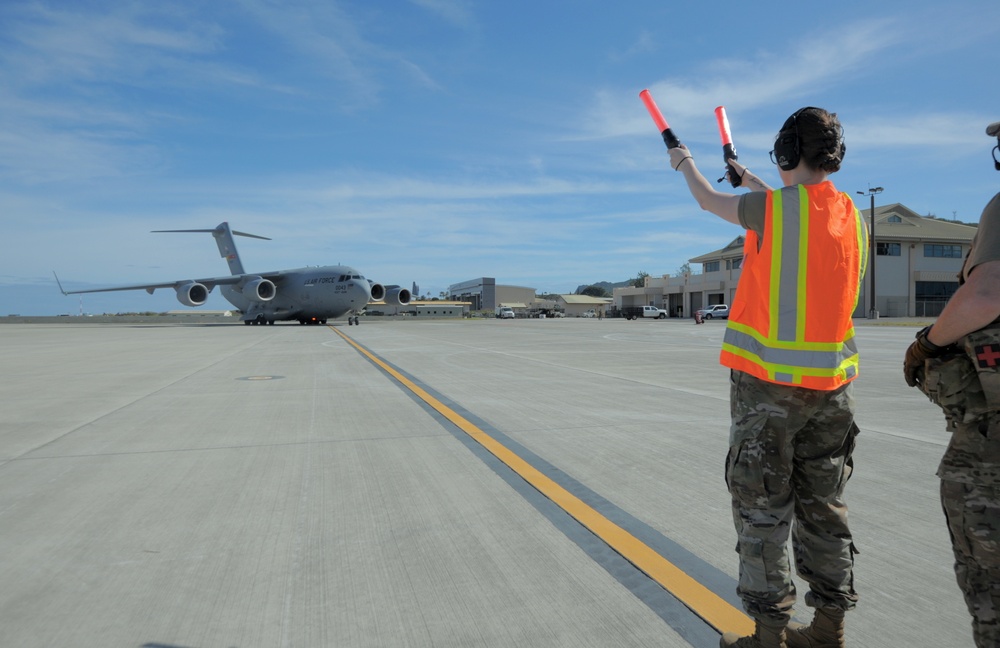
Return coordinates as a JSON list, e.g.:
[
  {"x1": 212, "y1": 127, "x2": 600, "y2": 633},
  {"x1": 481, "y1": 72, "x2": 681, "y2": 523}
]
[{"x1": 856, "y1": 185, "x2": 884, "y2": 319}]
